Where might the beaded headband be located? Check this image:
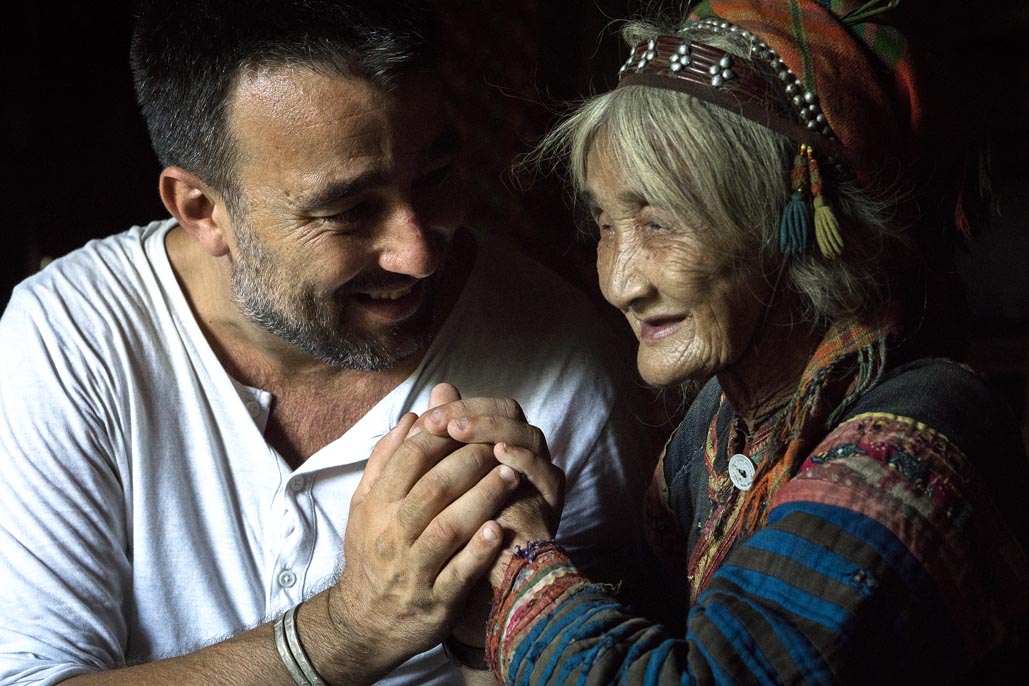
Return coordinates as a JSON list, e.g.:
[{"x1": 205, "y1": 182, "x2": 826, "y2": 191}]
[{"x1": 616, "y1": 18, "x2": 846, "y2": 258}]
